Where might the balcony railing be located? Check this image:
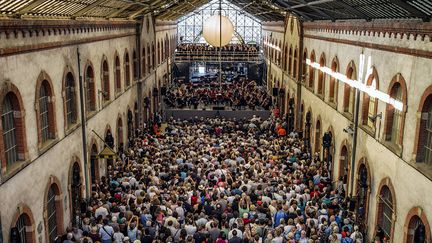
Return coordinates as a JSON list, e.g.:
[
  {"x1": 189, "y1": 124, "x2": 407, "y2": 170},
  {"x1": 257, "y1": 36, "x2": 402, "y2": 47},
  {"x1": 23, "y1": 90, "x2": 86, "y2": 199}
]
[{"x1": 174, "y1": 50, "x2": 262, "y2": 63}]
